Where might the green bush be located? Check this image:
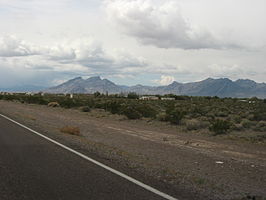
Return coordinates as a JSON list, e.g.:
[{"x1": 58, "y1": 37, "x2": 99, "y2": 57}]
[
  {"x1": 215, "y1": 111, "x2": 229, "y2": 117},
  {"x1": 59, "y1": 98, "x2": 78, "y2": 108},
  {"x1": 241, "y1": 119, "x2": 253, "y2": 128},
  {"x1": 106, "y1": 101, "x2": 122, "y2": 114},
  {"x1": 192, "y1": 107, "x2": 207, "y2": 116},
  {"x1": 81, "y1": 106, "x2": 91, "y2": 112},
  {"x1": 127, "y1": 92, "x2": 139, "y2": 99},
  {"x1": 165, "y1": 108, "x2": 186, "y2": 125},
  {"x1": 135, "y1": 104, "x2": 158, "y2": 118},
  {"x1": 186, "y1": 119, "x2": 209, "y2": 131},
  {"x1": 156, "y1": 112, "x2": 167, "y2": 121},
  {"x1": 121, "y1": 106, "x2": 142, "y2": 119},
  {"x1": 252, "y1": 121, "x2": 266, "y2": 132},
  {"x1": 209, "y1": 119, "x2": 231, "y2": 135},
  {"x1": 253, "y1": 111, "x2": 266, "y2": 121},
  {"x1": 86, "y1": 99, "x2": 95, "y2": 108},
  {"x1": 231, "y1": 115, "x2": 242, "y2": 124},
  {"x1": 231, "y1": 123, "x2": 244, "y2": 131},
  {"x1": 22, "y1": 95, "x2": 48, "y2": 105},
  {"x1": 94, "y1": 102, "x2": 106, "y2": 109}
]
